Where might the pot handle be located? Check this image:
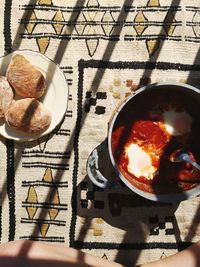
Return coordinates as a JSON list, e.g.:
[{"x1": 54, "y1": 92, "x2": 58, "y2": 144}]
[{"x1": 87, "y1": 140, "x2": 118, "y2": 189}]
